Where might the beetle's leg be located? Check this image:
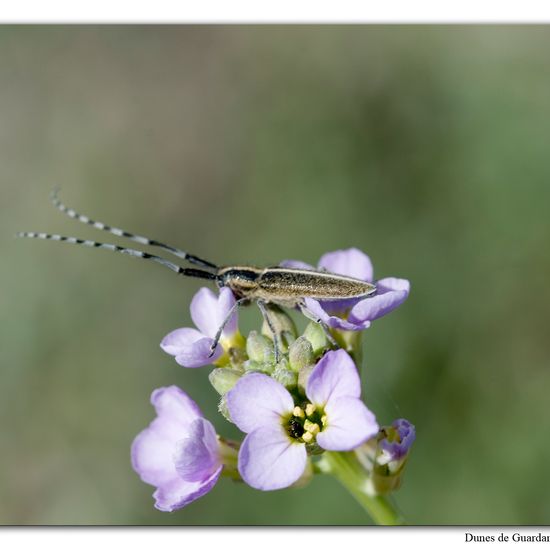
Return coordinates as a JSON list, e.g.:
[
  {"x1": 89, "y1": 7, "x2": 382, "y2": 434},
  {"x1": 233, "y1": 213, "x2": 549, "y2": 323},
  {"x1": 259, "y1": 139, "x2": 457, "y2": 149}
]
[
  {"x1": 298, "y1": 302, "x2": 338, "y2": 347},
  {"x1": 208, "y1": 297, "x2": 248, "y2": 358},
  {"x1": 257, "y1": 299, "x2": 281, "y2": 363}
]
